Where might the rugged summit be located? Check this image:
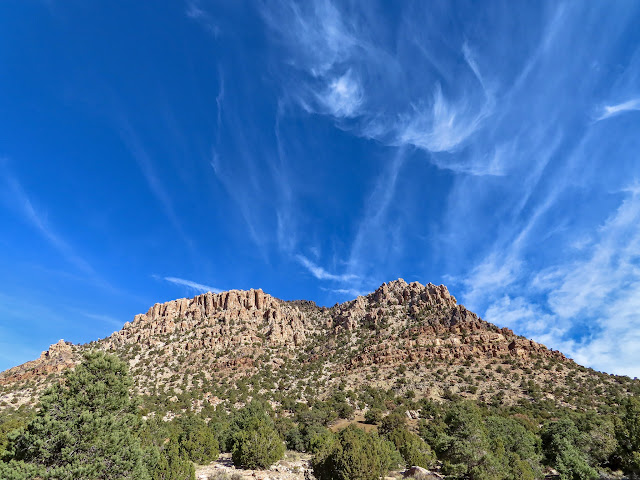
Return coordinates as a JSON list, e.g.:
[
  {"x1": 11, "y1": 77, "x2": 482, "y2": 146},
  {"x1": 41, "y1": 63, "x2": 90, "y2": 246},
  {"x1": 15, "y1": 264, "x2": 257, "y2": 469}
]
[
  {"x1": 0, "y1": 280, "x2": 633, "y2": 412},
  {"x1": 0, "y1": 340, "x2": 74, "y2": 386},
  {"x1": 107, "y1": 288, "x2": 310, "y2": 351}
]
